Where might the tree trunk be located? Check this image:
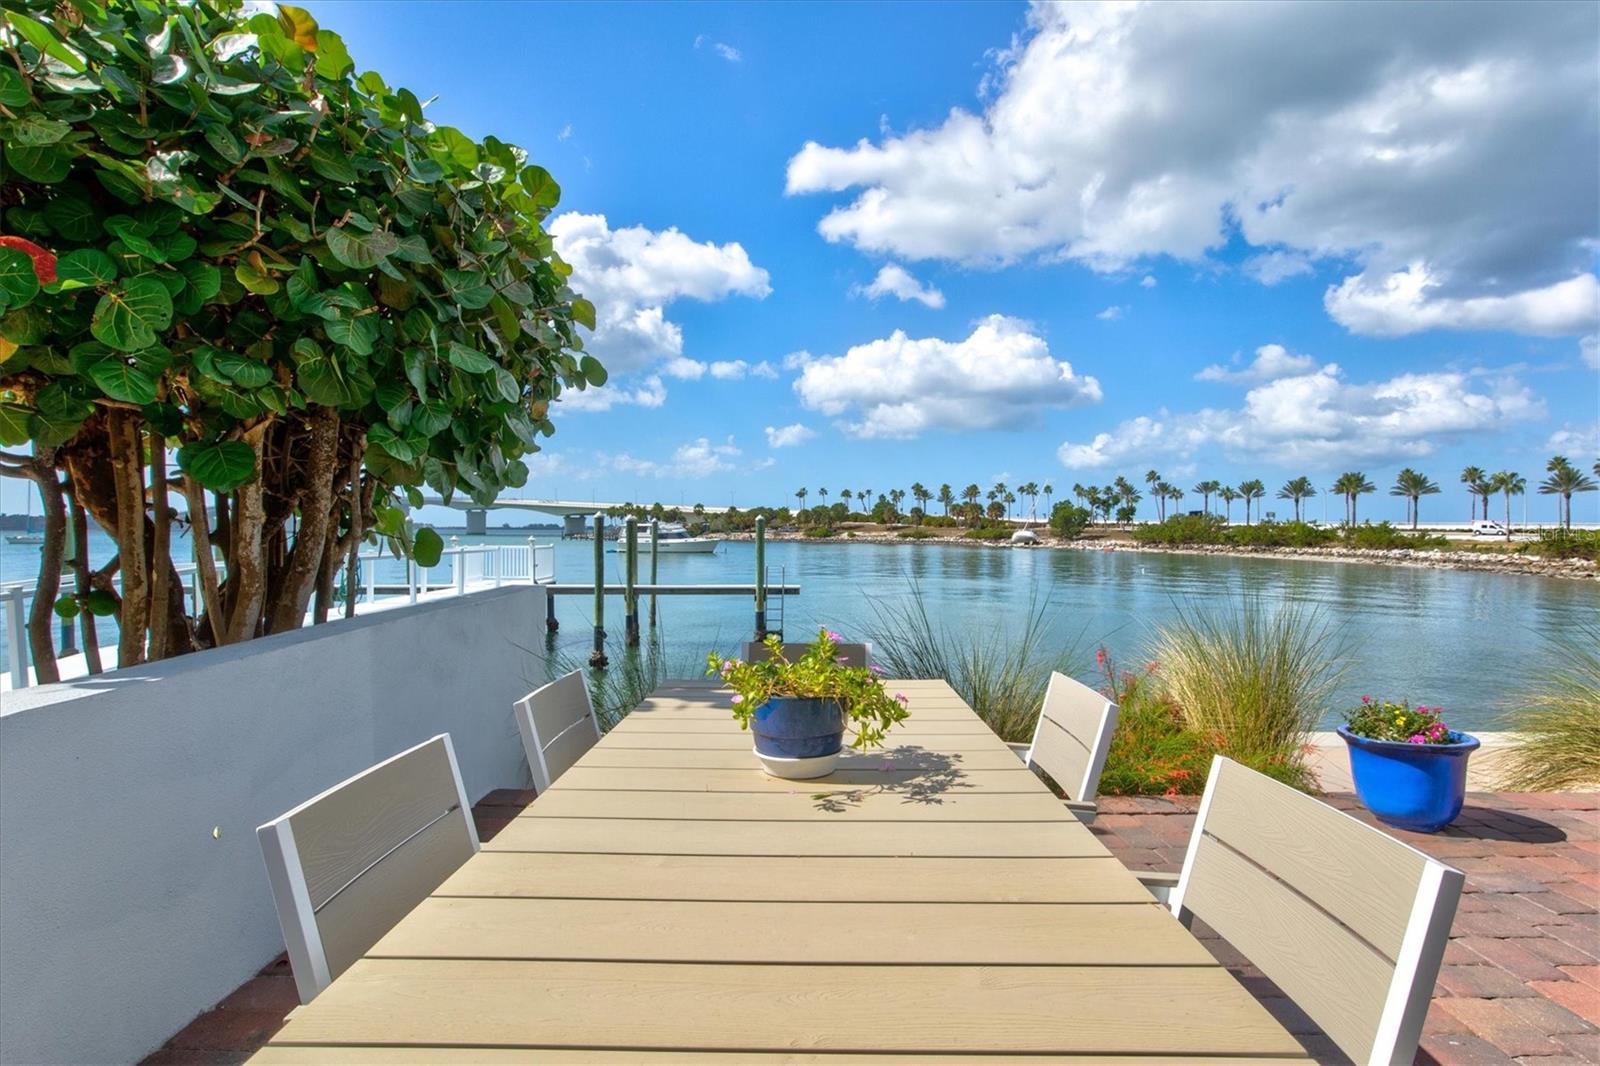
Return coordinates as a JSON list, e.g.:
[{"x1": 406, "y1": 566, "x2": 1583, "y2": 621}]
[
  {"x1": 26, "y1": 467, "x2": 65, "y2": 684},
  {"x1": 182, "y1": 474, "x2": 225, "y2": 646},
  {"x1": 66, "y1": 490, "x2": 103, "y2": 674},
  {"x1": 222, "y1": 429, "x2": 268, "y2": 644},
  {"x1": 106, "y1": 410, "x2": 148, "y2": 668},
  {"x1": 148, "y1": 433, "x2": 171, "y2": 660},
  {"x1": 267, "y1": 408, "x2": 340, "y2": 633}
]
